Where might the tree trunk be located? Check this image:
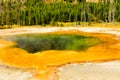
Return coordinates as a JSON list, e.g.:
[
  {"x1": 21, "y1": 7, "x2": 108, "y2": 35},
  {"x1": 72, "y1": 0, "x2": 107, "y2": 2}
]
[{"x1": 108, "y1": 0, "x2": 115, "y2": 23}]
